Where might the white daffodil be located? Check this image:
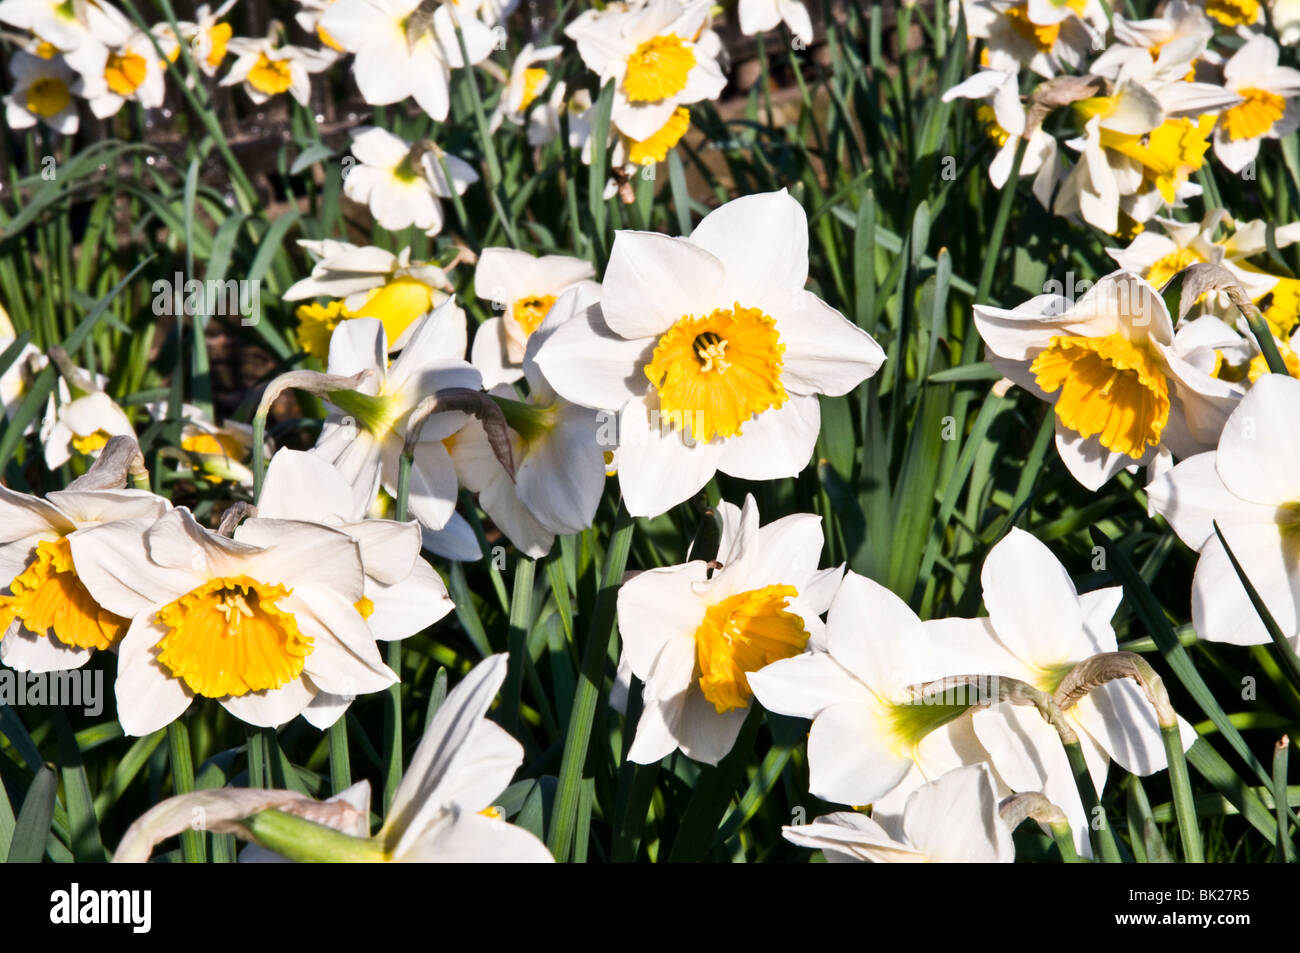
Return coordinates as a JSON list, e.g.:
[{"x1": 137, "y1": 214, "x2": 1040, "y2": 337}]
[
  {"x1": 0, "y1": 0, "x2": 130, "y2": 58},
  {"x1": 489, "y1": 43, "x2": 562, "y2": 132},
  {"x1": 1053, "y1": 85, "x2": 1215, "y2": 234},
  {"x1": 617, "y1": 494, "x2": 840, "y2": 765},
  {"x1": 973, "y1": 270, "x2": 1241, "y2": 490},
  {"x1": 249, "y1": 449, "x2": 453, "y2": 728},
  {"x1": 0, "y1": 487, "x2": 170, "y2": 673},
  {"x1": 113, "y1": 654, "x2": 553, "y2": 862},
  {"x1": 284, "y1": 239, "x2": 453, "y2": 358},
  {"x1": 144, "y1": 400, "x2": 264, "y2": 488},
  {"x1": 925, "y1": 528, "x2": 1196, "y2": 857},
  {"x1": 451, "y1": 290, "x2": 607, "y2": 557},
  {"x1": 311, "y1": 305, "x2": 482, "y2": 537},
  {"x1": 782, "y1": 765, "x2": 1015, "y2": 863},
  {"x1": 1146, "y1": 374, "x2": 1300, "y2": 647},
  {"x1": 294, "y1": 0, "x2": 345, "y2": 53},
  {"x1": 1212, "y1": 34, "x2": 1300, "y2": 174},
  {"x1": 342, "y1": 127, "x2": 478, "y2": 237},
  {"x1": 1107, "y1": 209, "x2": 1276, "y2": 300},
  {"x1": 526, "y1": 81, "x2": 593, "y2": 149},
  {"x1": 470, "y1": 248, "x2": 600, "y2": 387},
  {"x1": 737, "y1": 0, "x2": 813, "y2": 46},
  {"x1": 366, "y1": 484, "x2": 483, "y2": 562},
  {"x1": 748, "y1": 571, "x2": 985, "y2": 807},
  {"x1": 4, "y1": 50, "x2": 81, "y2": 134},
  {"x1": 42, "y1": 379, "x2": 136, "y2": 470},
  {"x1": 83, "y1": 28, "x2": 169, "y2": 119},
  {"x1": 959, "y1": 0, "x2": 1106, "y2": 78},
  {"x1": 565, "y1": 0, "x2": 726, "y2": 142},
  {"x1": 941, "y1": 68, "x2": 1058, "y2": 205},
  {"x1": 0, "y1": 312, "x2": 41, "y2": 426},
  {"x1": 532, "y1": 190, "x2": 885, "y2": 517},
  {"x1": 182, "y1": 1, "x2": 236, "y2": 76},
  {"x1": 1275, "y1": 0, "x2": 1300, "y2": 45},
  {"x1": 71, "y1": 506, "x2": 396, "y2": 735},
  {"x1": 1203, "y1": 0, "x2": 1262, "y2": 29},
  {"x1": 219, "y1": 33, "x2": 336, "y2": 106},
  {"x1": 319, "y1": 0, "x2": 497, "y2": 121}
]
